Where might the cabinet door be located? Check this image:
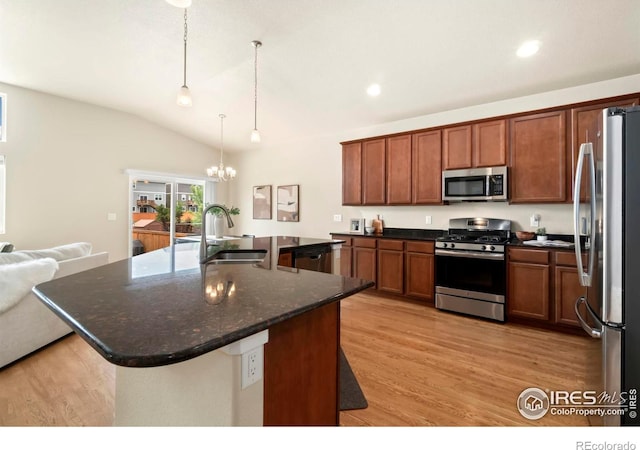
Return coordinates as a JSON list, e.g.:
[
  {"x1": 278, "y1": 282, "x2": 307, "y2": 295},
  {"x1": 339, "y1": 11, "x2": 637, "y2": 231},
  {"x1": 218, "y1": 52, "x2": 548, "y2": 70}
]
[
  {"x1": 570, "y1": 98, "x2": 639, "y2": 202},
  {"x1": 412, "y1": 130, "x2": 442, "y2": 204},
  {"x1": 339, "y1": 245, "x2": 352, "y2": 277},
  {"x1": 443, "y1": 125, "x2": 472, "y2": 170},
  {"x1": 508, "y1": 262, "x2": 550, "y2": 320},
  {"x1": 362, "y1": 139, "x2": 386, "y2": 205},
  {"x1": 473, "y1": 119, "x2": 507, "y2": 167},
  {"x1": 554, "y1": 266, "x2": 586, "y2": 327},
  {"x1": 405, "y1": 251, "x2": 434, "y2": 302},
  {"x1": 353, "y1": 247, "x2": 377, "y2": 286},
  {"x1": 509, "y1": 111, "x2": 567, "y2": 203},
  {"x1": 386, "y1": 134, "x2": 412, "y2": 204},
  {"x1": 342, "y1": 142, "x2": 362, "y2": 205},
  {"x1": 377, "y1": 249, "x2": 404, "y2": 294}
]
